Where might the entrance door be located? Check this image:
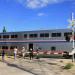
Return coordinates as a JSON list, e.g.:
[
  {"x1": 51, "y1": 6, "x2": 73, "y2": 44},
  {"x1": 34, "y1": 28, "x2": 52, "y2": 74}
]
[{"x1": 29, "y1": 43, "x2": 33, "y2": 50}]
